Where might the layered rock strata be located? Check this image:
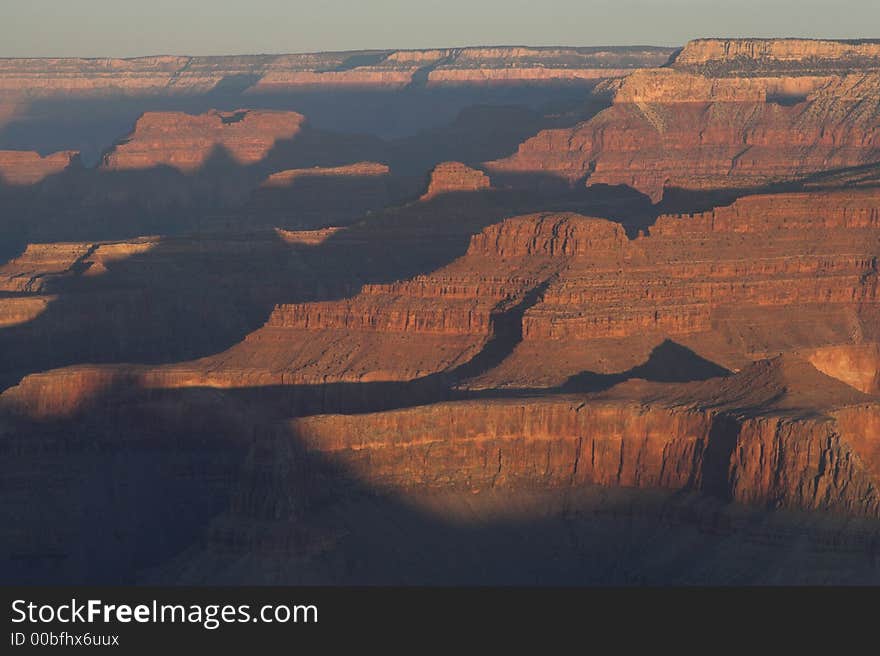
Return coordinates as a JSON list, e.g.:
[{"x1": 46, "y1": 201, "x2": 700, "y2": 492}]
[
  {"x1": 101, "y1": 110, "x2": 305, "y2": 172},
  {"x1": 420, "y1": 162, "x2": 491, "y2": 199},
  {"x1": 0, "y1": 46, "x2": 674, "y2": 99},
  {"x1": 279, "y1": 359, "x2": 880, "y2": 518},
  {"x1": 671, "y1": 38, "x2": 880, "y2": 75},
  {"x1": 488, "y1": 40, "x2": 880, "y2": 200},
  {"x1": 0, "y1": 150, "x2": 79, "y2": 185}
]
